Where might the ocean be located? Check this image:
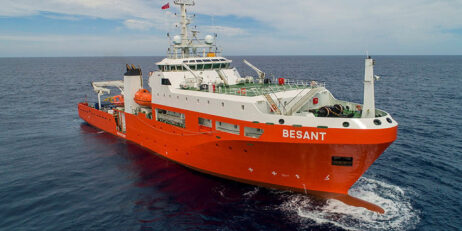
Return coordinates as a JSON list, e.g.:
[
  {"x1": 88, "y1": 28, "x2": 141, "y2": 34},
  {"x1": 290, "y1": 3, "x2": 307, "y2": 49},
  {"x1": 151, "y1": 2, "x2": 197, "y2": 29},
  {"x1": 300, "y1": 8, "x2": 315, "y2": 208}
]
[{"x1": 0, "y1": 56, "x2": 461, "y2": 230}]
